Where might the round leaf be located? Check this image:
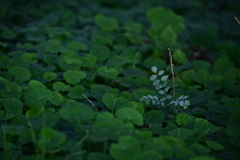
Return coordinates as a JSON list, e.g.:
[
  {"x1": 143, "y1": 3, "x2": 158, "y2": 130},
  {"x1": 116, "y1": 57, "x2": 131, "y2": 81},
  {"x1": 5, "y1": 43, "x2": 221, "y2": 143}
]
[
  {"x1": 116, "y1": 108, "x2": 143, "y2": 126},
  {"x1": 161, "y1": 75, "x2": 168, "y2": 81},
  {"x1": 2, "y1": 98, "x2": 23, "y2": 115},
  {"x1": 147, "y1": 7, "x2": 184, "y2": 33},
  {"x1": 155, "y1": 84, "x2": 163, "y2": 90},
  {"x1": 173, "y1": 49, "x2": 188, "y2": 64},
  {"x1": 97, "y1": 66, "x2": 119, "y2": 80},
  {"x1": 52, "y1": 82, "x2": 71, "y2": 91},
  {"x1": 26, "y1": 107, "x2": 45, "y2": 119},
  {"x1": 24, "y1": 88, "x2": 52, "y2": 109},
  {"x1": 80, "y1": 54, "x2": 97, "y2": 68},
  {"x1": 59, "y1": 102, "x2": 94, "y2": 124},
  {"x1": 166, "y1": 95, "x2": 172, "y2": 99},
  {"x1": 144, "y1": 110, "x2": 165, "y2": 125},
  {"x1": 58, "y1": 55, "x2": 82, "y2": 70},
  {"x1": 158, "y1": 70, "x2": 165, "y2": 75},
  {"x1": 0, "y1": 82, "x2": 22, "y2": 98},
  {"x1": 50, "y1": 91, "x2": 64, "y2": 106},
  {"x1": 144, "y1": 138, "x2": 173, "y2": 159},
  {"x1": 151, "y1": 66, "x2": 158, "y2": 73},
  {"x1": 43, "y1": 72, "x2": 57, "y2": 81},
  {"x1": 185, "y1": 100, "x2": 190, "y2": 106},
  {"x1": 63, "y1": 70, "x2": 86, "y2": 85},
  {"x1": 110, "y1": 136, "x2": 141, "y2": 160},
  {"x1": 45, "y1": 40, "x2": 61, "y2": 54},
  {"x1": 94, "y1": 14, "x2": 118, "y2": 31},
  {"x1": 8, "y1": 67, "x2": 31, "y2": 82},
  {"x1": 153, "y1": 79, "x2": 160, "y2": 86},
  {"x1": 68, "y1": 85, "x2": 85, "y2": 99},
  {"x1": 102, "y1": 93, "x2": 128, "y2": 111},
  {"x1": 66, "y1": 41, "x2": 87, "y2": 52},
  {"x1": 90, "y1": 45, "x2": 111, "y2": 61},
  {"x1": 164, "y1": 87, "x2": 170, "y2": 92},
  {"x1": 150, "y1": 75, "x2": 157, "y2": 81},
  {"x1": 37, "y1": 128, "x2": 66, "y2": 150},
  {"x1": 180, "y1": 100, "x2": 184, "y2": 107},
  {"x1": 176, "y1": 112, "x2": 194, "y2": 126},
  {"x1": 159, "y1": 90, "x2": 165, "y2": 95}
]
